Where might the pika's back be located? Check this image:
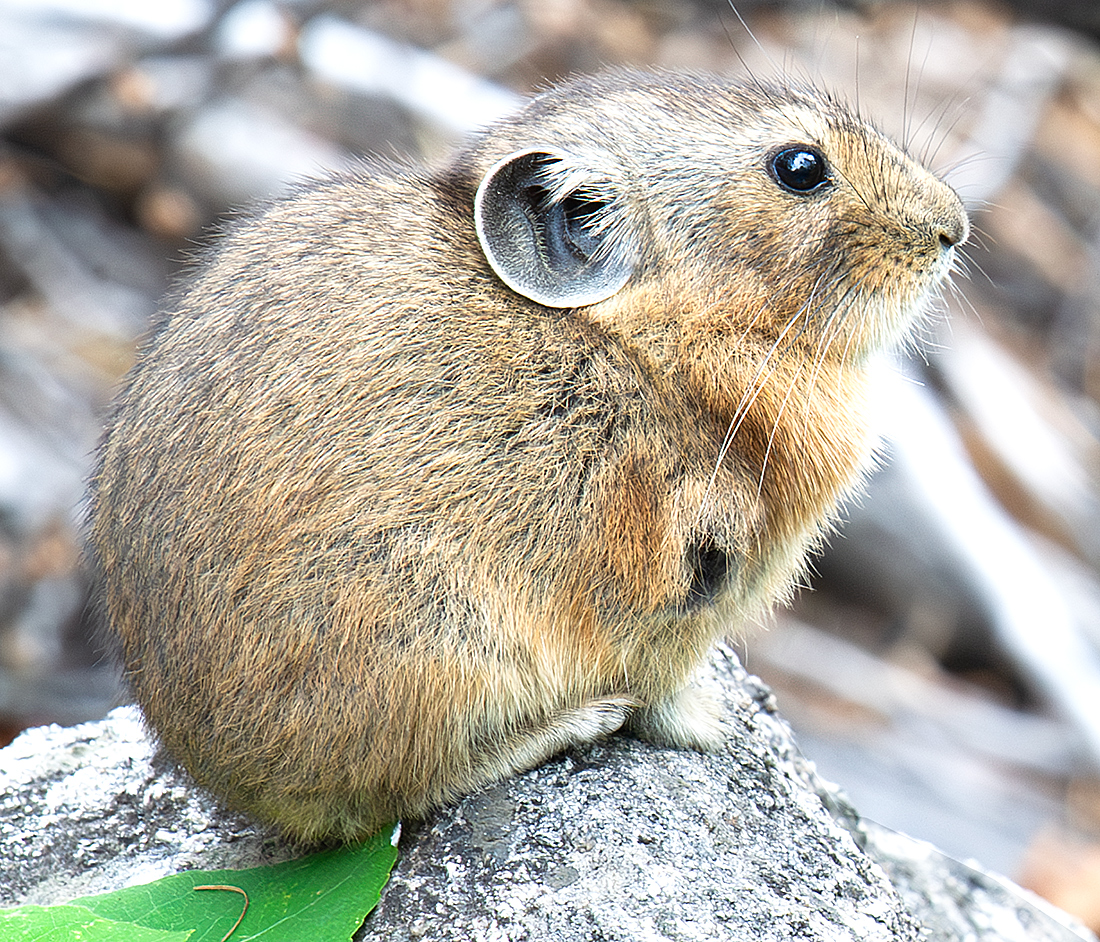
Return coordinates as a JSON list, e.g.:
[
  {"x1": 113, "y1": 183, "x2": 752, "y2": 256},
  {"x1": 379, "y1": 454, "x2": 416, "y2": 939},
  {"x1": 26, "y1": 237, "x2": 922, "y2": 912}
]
[{"x1": 88, "y1": 68, "x2": 966, "y2": 842}]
